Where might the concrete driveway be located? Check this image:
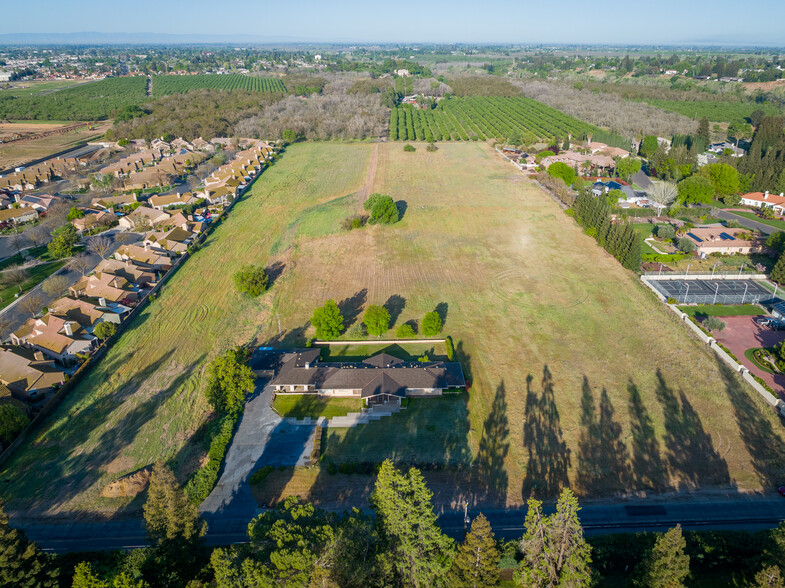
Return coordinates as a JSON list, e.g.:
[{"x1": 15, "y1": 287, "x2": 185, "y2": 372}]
[
  {"x1": 713, "y1": 315, "x2": 785, "y2": 396},
  {"x1": 200, "y1": 382, "x2": 316, "y2": 527}
]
